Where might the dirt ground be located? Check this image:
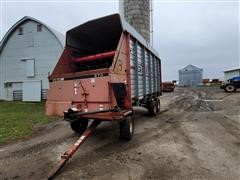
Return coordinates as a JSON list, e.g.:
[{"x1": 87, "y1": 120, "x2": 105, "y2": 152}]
[{"x1": 0, "y1": 87, "x2": 239, "y2": 180}]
